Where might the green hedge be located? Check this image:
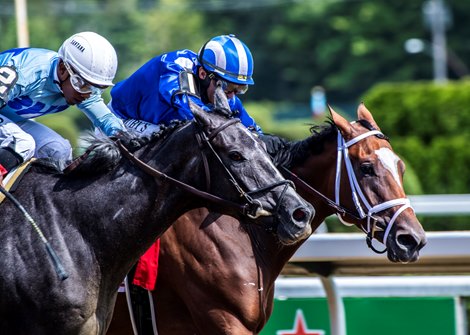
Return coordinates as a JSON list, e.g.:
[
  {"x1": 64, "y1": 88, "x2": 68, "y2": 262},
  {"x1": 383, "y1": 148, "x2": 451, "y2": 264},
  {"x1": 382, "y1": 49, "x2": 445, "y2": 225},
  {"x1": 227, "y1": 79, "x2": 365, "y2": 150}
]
[
  {"x1": 363, "y1": 80, "x2": 470, "y2": 143},
  {"x1": 363, "y1": 80, "x2": 470, "y2": 195}
]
